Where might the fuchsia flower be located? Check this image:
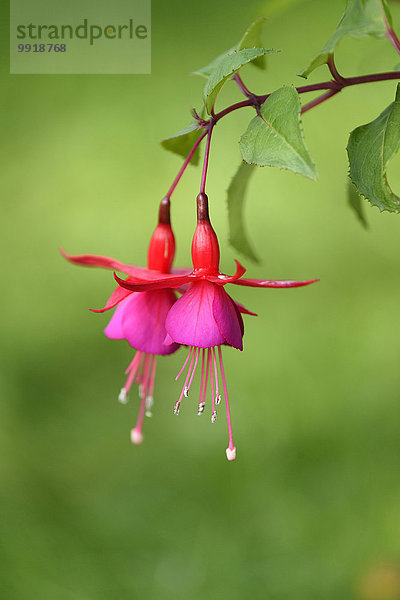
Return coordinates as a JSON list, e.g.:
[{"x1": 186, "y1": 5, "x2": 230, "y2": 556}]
[
  {"x1": 115, "y1": 193, "x2": 318, "y2": 461},
  {"x1": 62, "y1": 198, "x2": 181, "y2": 444}
]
